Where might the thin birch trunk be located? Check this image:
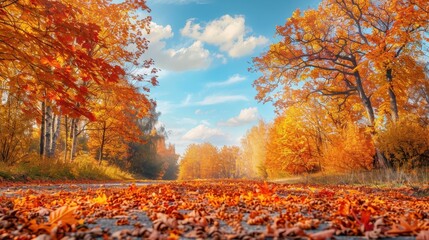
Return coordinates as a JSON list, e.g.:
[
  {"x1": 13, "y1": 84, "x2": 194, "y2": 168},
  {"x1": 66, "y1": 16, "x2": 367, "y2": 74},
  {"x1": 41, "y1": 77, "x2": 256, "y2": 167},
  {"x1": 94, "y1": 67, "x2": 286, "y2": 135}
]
[
  {"x1": 64, "y1": 116, "x2": 68, "y2": 162},
  {"x1": 44, "y1": 105, "x2": 52, "y2": 158},
  {"x1": 50, "y1": 114, "x2": 61, "y2": 157},
  {"x1": 39, "y1": 101, "x2": 46, "y2": 157}
]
